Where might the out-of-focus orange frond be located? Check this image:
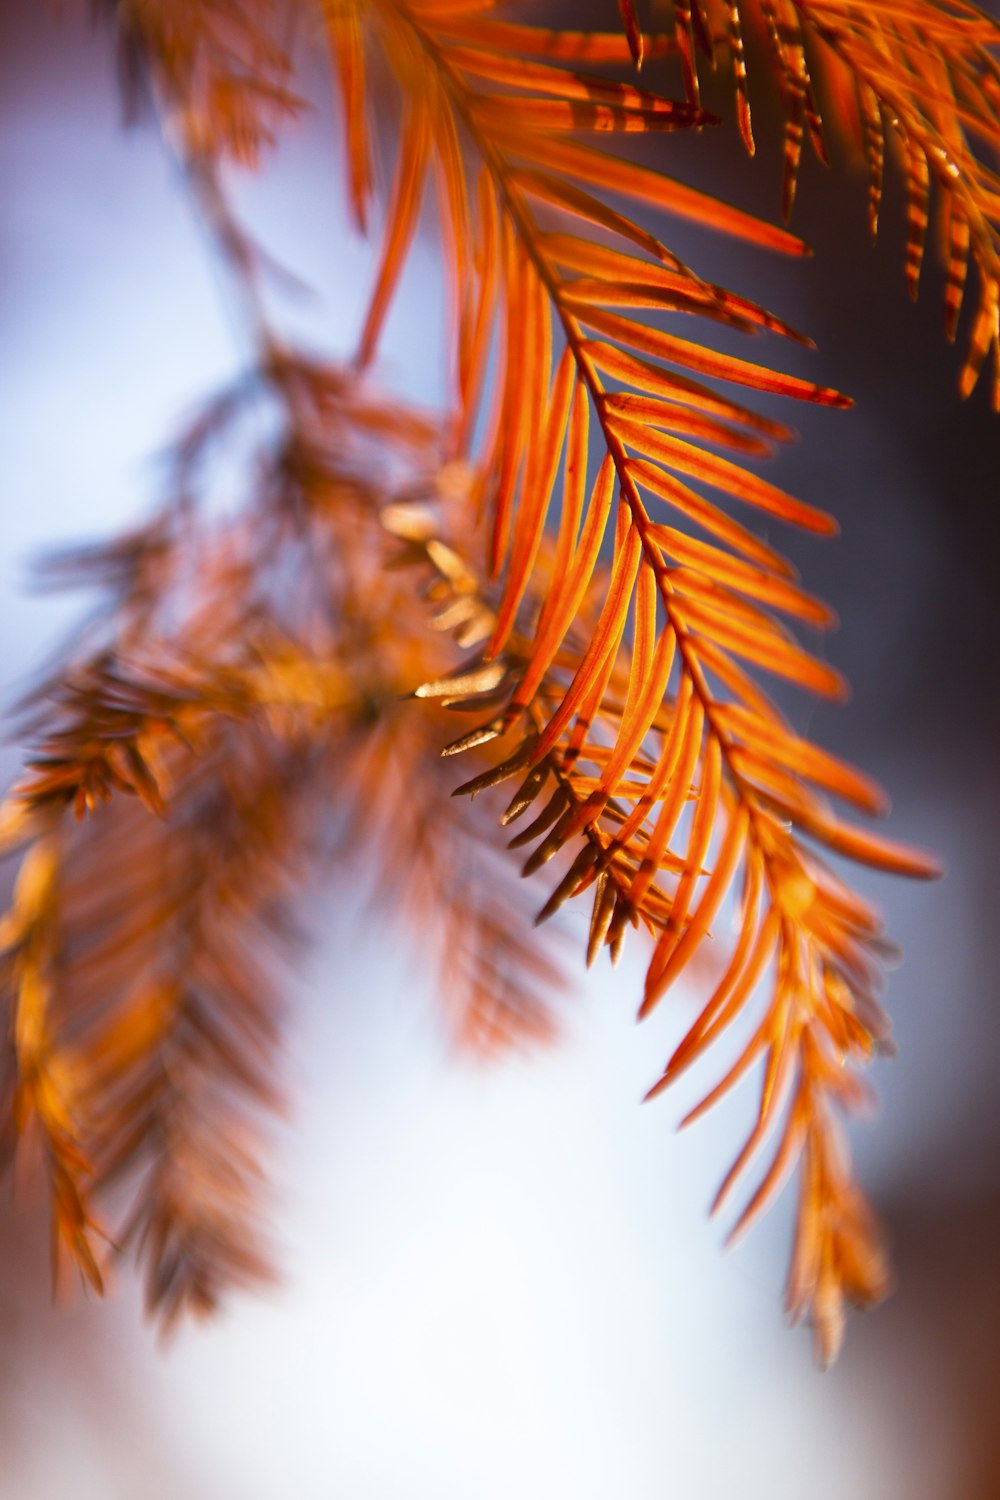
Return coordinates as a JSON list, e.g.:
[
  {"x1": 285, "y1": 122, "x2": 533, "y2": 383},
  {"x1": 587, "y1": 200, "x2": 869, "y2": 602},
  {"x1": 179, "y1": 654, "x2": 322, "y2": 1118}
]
[
  {"x1": 103, "y1": 0, "x2": 305, "y2": 164},
  {"x1": 0, "y1": 365, "x2": 565, "y2": 1321}
]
